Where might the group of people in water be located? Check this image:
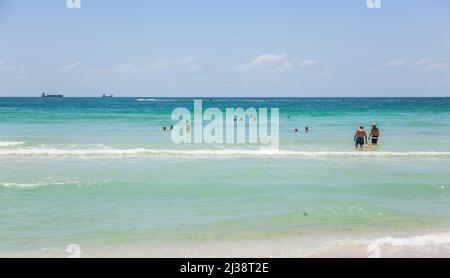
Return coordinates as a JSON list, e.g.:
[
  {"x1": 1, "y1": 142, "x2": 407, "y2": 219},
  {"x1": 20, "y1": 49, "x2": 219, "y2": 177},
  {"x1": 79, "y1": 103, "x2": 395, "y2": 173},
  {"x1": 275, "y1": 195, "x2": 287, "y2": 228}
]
[
  {"x1": 294, "y1": 126, "x2": 309, "y2": 133},
  {"x1": 162, "y1": 119, "x2": 381, "y2": 149},
  {"x1": 162, "y1": 121, "x2": 190, "y2": 132},
  {"x1": 354, "y1": 123, "x2": 380, "y2": 148},
  {"x1": 162, "y1": 125, "x2": 174, "y2": 131},
  {"x1": 293, "y1": 123, "x2": 380, "y2": 149}
]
